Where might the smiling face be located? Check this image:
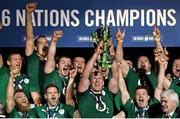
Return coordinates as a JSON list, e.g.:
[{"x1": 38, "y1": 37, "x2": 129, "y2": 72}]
[
  {"x1": 161, "y1": 96, "x2": 177, "y2": 114},
  {"x1": 90, "y1": 72, "x2": 104, "y2": 92},
  {"x1": 45, "y1": 87, "x2": 60, "y2": 107},
  {"x1": 137, "y1": 56, "x2": 151, "y2": 73},
  {"x1": 7, "y1": 53, "x2": 23, "y2": 73},
  {"x1": 73, "y1": 57, "x2": 85, "y2": 74},
  {"x1": 58, "y1": 57, "x2": 72, "y2": 77},
  {"x1": 14, "y1": 91, "x2": 30, "y2": 112},
  {"x1": 172, "y1": 59, "x2": 180, "y2": 78},
  {"x1": 135, "y1": 88, "x2": 150, "y2": 108}
]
